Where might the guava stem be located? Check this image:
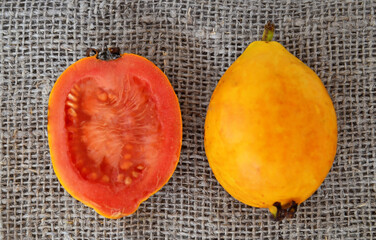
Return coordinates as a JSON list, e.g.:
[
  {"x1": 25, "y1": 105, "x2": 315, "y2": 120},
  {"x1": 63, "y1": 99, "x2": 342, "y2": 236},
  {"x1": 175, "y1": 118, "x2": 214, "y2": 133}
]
[
  {"x1": 262, "y1": 21, "x2": 275, "y2": 42},
  {"x1": 86, "y1": 48, "x2": 98, "y2": 57},
  {"x1": 95, "y1": 47, "x2": 121, "y2": 61},
  {"x1": 269, "y1": 205, "x2": 278, "y2": 218},
  {"x1": 270, "y1": 201, "x2": 298, "y2": 221}
]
